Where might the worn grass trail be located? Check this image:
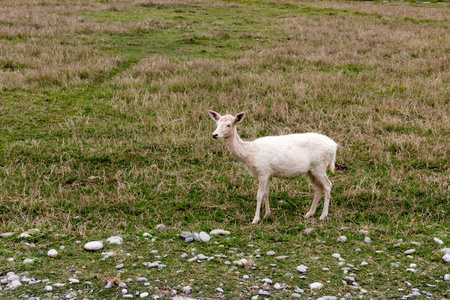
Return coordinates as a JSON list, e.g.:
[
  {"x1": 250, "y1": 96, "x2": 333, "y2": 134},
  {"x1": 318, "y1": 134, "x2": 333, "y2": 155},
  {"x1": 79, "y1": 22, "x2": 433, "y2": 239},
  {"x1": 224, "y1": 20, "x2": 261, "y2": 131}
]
[{"x1": 0, "y1": 0, "x2": 449, "y2": 299}]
